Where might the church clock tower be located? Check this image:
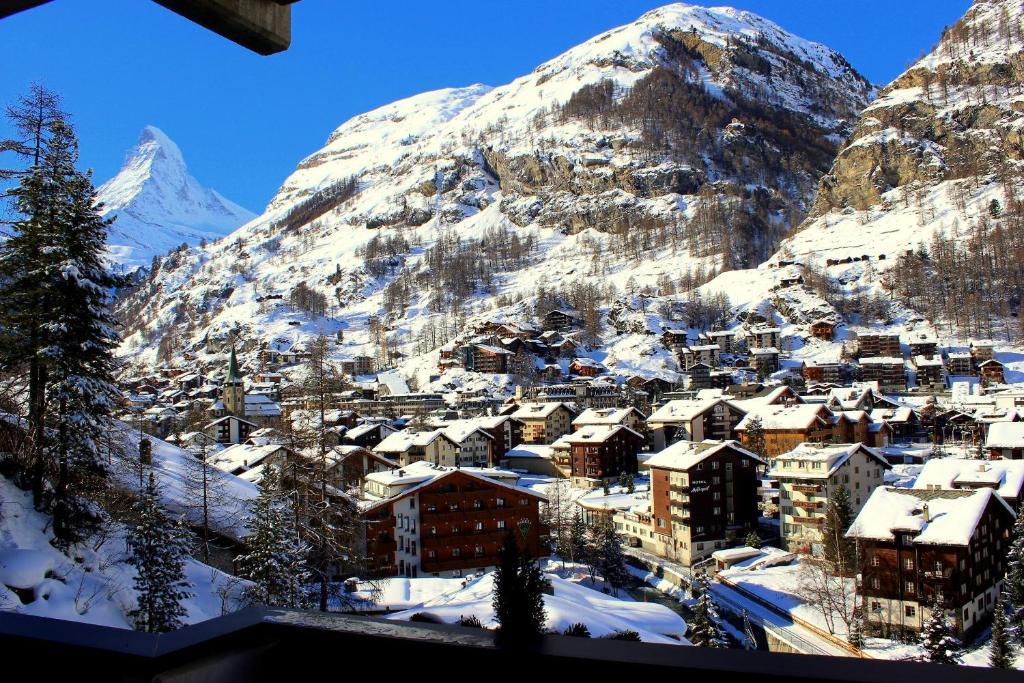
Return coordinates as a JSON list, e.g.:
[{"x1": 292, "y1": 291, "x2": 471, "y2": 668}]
[{"x1": 222, "y1": 346, "x2": 246, "y2": 417}]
